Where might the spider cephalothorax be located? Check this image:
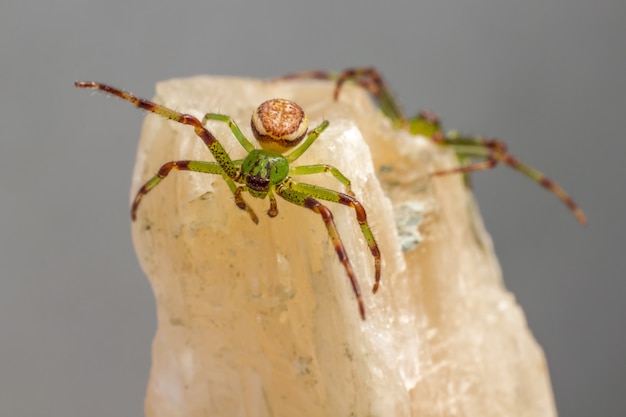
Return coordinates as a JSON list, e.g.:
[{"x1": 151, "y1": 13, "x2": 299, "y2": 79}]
[{"x1": 75, "y1": 82, "x2": 381, "y2": 319}]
